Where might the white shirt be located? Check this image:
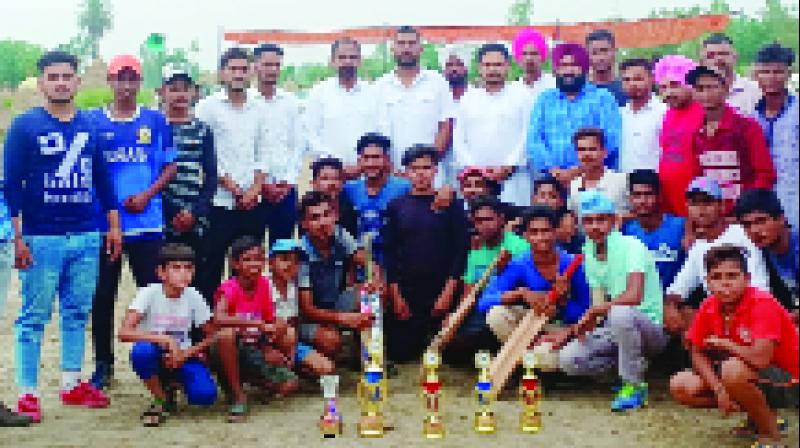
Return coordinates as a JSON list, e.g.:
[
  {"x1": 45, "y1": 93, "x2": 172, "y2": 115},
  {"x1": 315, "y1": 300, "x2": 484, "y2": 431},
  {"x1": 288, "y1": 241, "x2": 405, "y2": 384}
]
[
  {"x1": 568, "y1": 169, "x2": 629, "y2": 215},
  {"x1": 196, "y1": 90, "x2": 268, "y2": 208},
  {"x1": 453, "y1": 83, "x2": 529, "y2": 168},
  {"x1": 619, "y1": 96, "x2": 667, "y2": 173},
  {"x1": 666, "y1": 224, "x2": 769, "y2": 300},
  {"x1": 376, "y1": 69, "x2": 453, "y2": 167},
  {"x1": 129, "y1": 284, "x2": 212, "y2": 349},
  {"x1": 251, "y1": 88, "x2": 304, "y2": 184},
  {"x1": 512, "y1": 73, "x2": 556, "y2": 120},
  {"x1": 304, "y1": 77, "x2": 379, "y2": 166},
  {"x1": 727, "y1": 75, "x2": 762, "y2": 116}
]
